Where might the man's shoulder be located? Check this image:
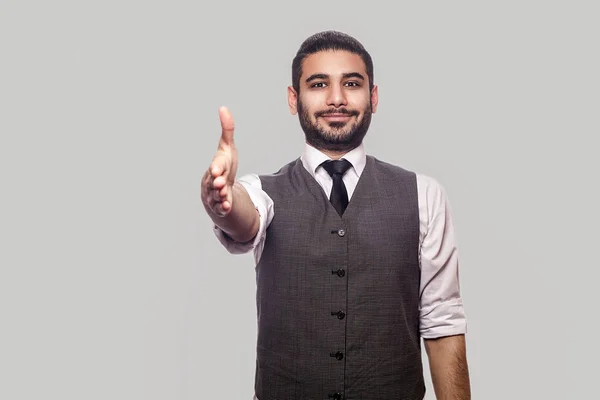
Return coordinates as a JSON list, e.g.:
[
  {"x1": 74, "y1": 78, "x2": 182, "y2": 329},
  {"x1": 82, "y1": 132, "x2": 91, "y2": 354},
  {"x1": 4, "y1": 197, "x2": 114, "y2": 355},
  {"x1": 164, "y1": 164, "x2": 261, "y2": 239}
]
[
  {"x1": 258, "y1": 158, "x2": 302, "y2": 180},
  {"x1": 366, "y1": 155, "x2": 444, "y2": 190},
  {"x1": 367, "y1": 155, "x2": 416, "y2": 177}
]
